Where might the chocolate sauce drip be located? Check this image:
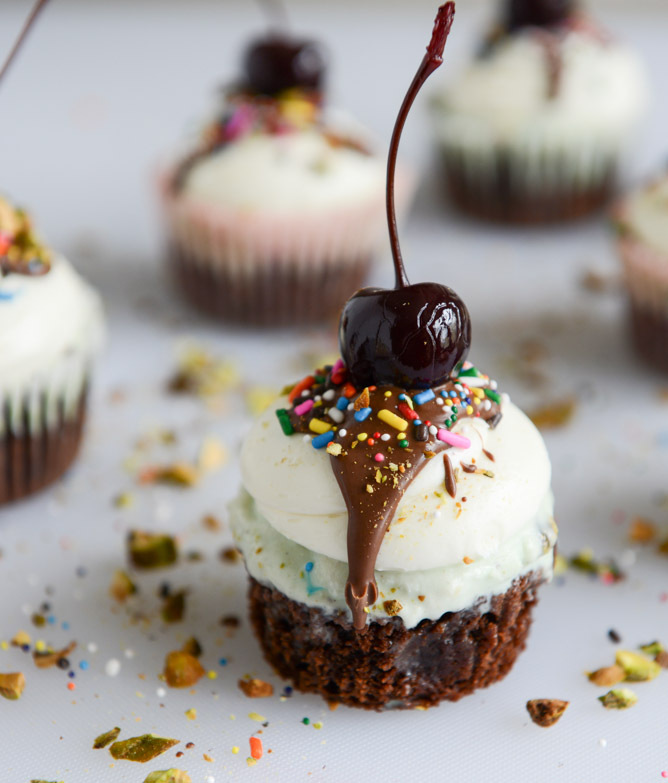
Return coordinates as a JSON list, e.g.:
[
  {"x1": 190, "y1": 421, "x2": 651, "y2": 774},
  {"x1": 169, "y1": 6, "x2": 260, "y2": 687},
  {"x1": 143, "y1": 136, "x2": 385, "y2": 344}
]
[{"x1": 286, "y1": 368, "x2": 501, "y2": 630}]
